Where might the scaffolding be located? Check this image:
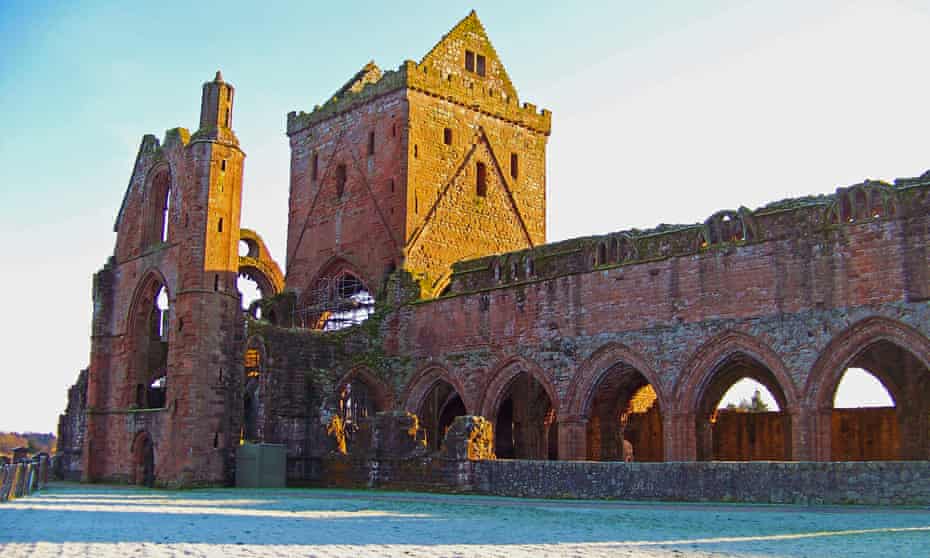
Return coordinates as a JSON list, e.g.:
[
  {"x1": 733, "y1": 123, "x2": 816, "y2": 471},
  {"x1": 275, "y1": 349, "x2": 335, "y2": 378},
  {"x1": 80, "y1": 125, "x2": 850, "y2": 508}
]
[{"x1": 294, "y1": 273, "x2": 375, "y2": 331}]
